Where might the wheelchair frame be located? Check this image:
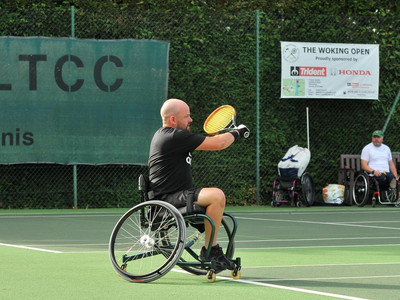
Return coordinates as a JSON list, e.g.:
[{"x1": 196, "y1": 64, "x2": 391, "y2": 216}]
[
  {"x1": 271, "y1": 172, "x2": 315, "y2": 207},
  {"x1": 339, "y1": 153, "x2": 400, "y2": 206},
  {"x1": 352, "y1": 171, "x2": 400, "y2": 207},
  {"x1": 108, "y1": 175, "x2": 241, "y2": 283}
]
